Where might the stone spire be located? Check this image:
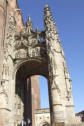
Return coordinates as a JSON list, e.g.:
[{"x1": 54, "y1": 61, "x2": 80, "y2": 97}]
[
  {"x1": 26, "y1": 16, "x2": 33, "y2": 34},
  {"x1": 44, "y1": 5, "x2": 75, "y2": 125},
  {"x1": 44, "y1": 5, "x2": 58, "y2": 34}
]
